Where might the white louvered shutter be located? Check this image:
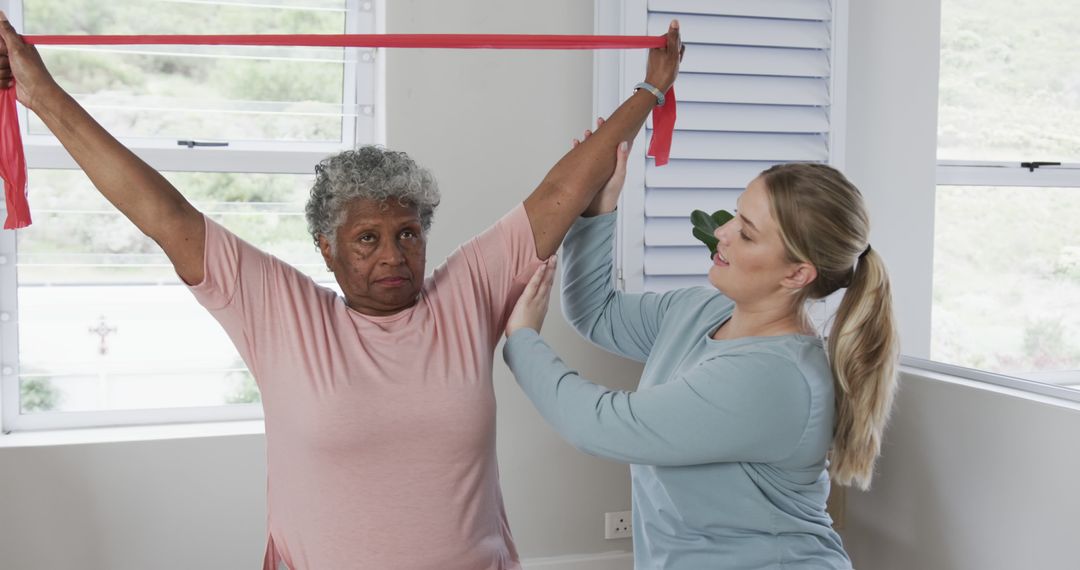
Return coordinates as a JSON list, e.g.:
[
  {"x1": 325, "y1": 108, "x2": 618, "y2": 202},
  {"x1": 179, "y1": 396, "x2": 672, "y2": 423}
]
[{"x1": 599, "y1": 0, "x2": 846, "y2": 293}]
